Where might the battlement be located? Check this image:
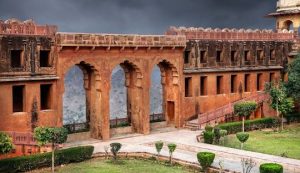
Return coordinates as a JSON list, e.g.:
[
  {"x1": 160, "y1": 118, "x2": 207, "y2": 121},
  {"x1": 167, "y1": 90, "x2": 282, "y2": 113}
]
[
  {"x1": 56, "y1": 32, "x2": 186, "y2": 48},
  {"x1": 166, "y1": 26, "x2": 294, "y2": 41},
  {"x1": 0, "y1": 19, "x2": 57, "y2": 36}
]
